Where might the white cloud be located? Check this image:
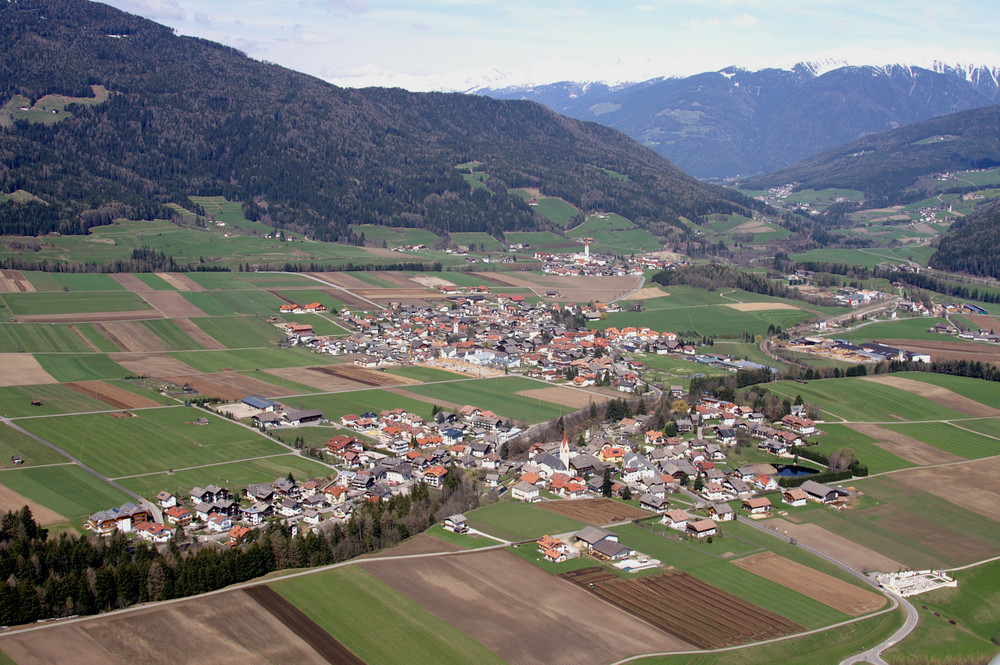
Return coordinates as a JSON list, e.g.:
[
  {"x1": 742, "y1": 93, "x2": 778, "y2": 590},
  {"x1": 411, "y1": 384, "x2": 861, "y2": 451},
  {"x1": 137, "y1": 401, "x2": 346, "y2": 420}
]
[
  {"x1": 108, "y1": 0, "x2": 184, "y2": 20},
  {"x1": 194, "y1": 12, "x2": 210, "y2": 25},
  {"x1": 322, "y1": 0, "x2": 368, "y2": 14}
]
